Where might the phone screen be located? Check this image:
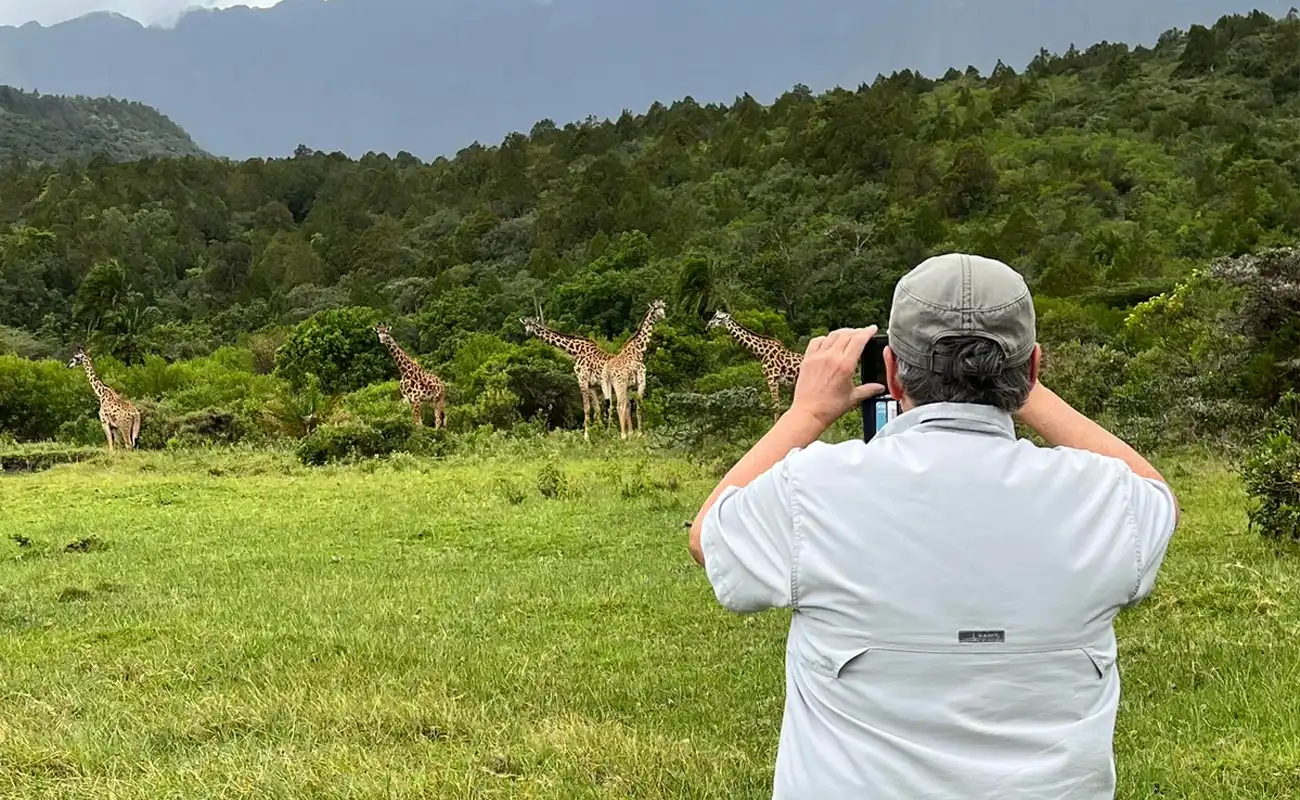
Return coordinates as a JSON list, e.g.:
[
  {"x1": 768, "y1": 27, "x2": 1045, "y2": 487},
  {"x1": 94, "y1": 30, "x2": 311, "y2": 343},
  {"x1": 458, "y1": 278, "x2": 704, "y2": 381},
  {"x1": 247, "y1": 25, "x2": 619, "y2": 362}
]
[{"x1": 860, "y1": 333, "x2": 899, "y2": 442}]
